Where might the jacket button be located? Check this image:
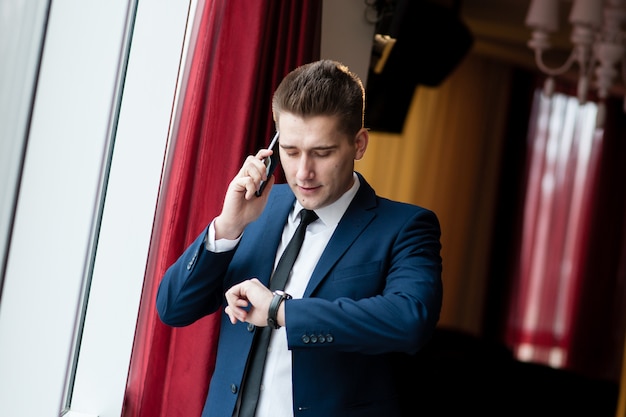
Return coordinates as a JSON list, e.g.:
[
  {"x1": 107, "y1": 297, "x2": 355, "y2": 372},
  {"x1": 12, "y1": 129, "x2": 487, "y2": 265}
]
[
  {"x1": 301, "y1": 334, "x2": 310, "y2": 343},
  {"x1": 318, "y1": 334, "x2": 326, "y2": 343},
  {"x1": 325, "y1": 334, "x2": 333, "y2": 343},
  {"x1": 247, "y1": 323, "x2": 255, "y2": 332},
  {"x1": 231, "y1": 384, "x2": 238, "y2": 394},
  {"x1": 310, "y1": 334, "x2": 318, "y2": 343}
]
